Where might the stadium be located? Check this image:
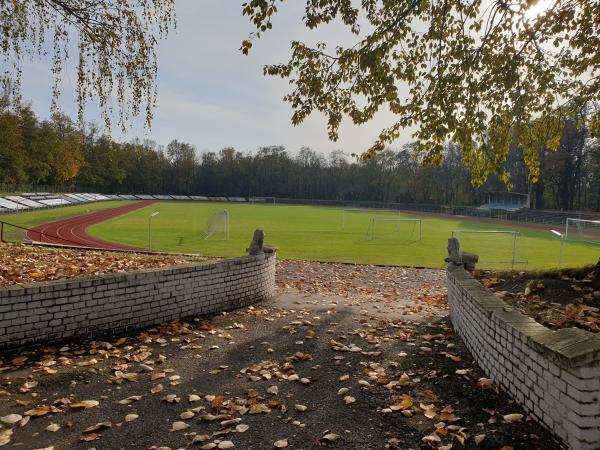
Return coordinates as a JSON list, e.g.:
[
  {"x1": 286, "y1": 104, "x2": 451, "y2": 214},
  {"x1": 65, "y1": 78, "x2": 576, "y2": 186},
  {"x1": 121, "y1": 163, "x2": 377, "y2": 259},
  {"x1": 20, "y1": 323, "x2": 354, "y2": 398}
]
[
  {"x1": 2, "y1": 2, "x2": 600, "y2": 449},
  {"x1": 1, "y1": 190, "x2": 598, "y2": 270}
]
